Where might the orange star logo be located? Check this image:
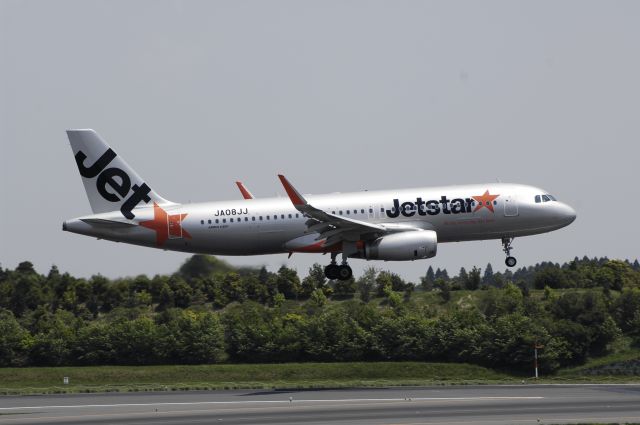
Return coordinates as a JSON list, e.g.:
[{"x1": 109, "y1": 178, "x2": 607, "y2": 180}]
[
  {"x1": 472, "y1": 190, "x2": 500, "y2": 213},
  {"x1": 140, "y1": 203, "x2": 192, "y2": 246}
]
